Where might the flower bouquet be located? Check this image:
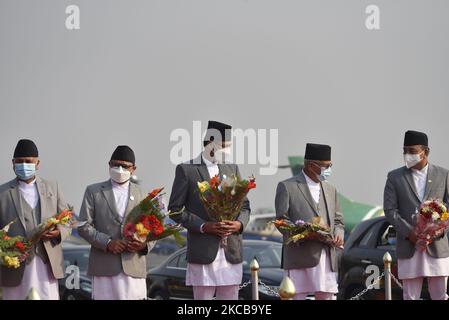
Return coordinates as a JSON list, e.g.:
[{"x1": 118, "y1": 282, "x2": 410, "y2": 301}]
[
  {"x1": 272, "y1": 216, "x2": 342, "y2": 249},
  {"x1": 196, "y1": 174, "x2": 256, "y2": 247},
  {"x1": 0, "y1": 220, "x2": 31, "y2": 268},
  {"x1": 29, "y1": 207, "x2": 80, "y2": 244},
  {"x1": 413, "y1": 199, "x2": 449, "y2": 251},
  {"x1": 123, "y1": 187, "x2": 185, "y2": 246}
]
